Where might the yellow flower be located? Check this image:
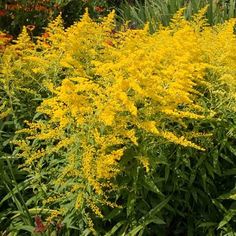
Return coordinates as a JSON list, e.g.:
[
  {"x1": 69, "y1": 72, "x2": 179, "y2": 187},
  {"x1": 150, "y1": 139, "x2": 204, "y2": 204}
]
[
  {"x1": 12, "y1": 8, "x2": 236, "y2": 223},
  {"x1": 138, "y1": 156, "x2": 150, "y2": 173}
]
